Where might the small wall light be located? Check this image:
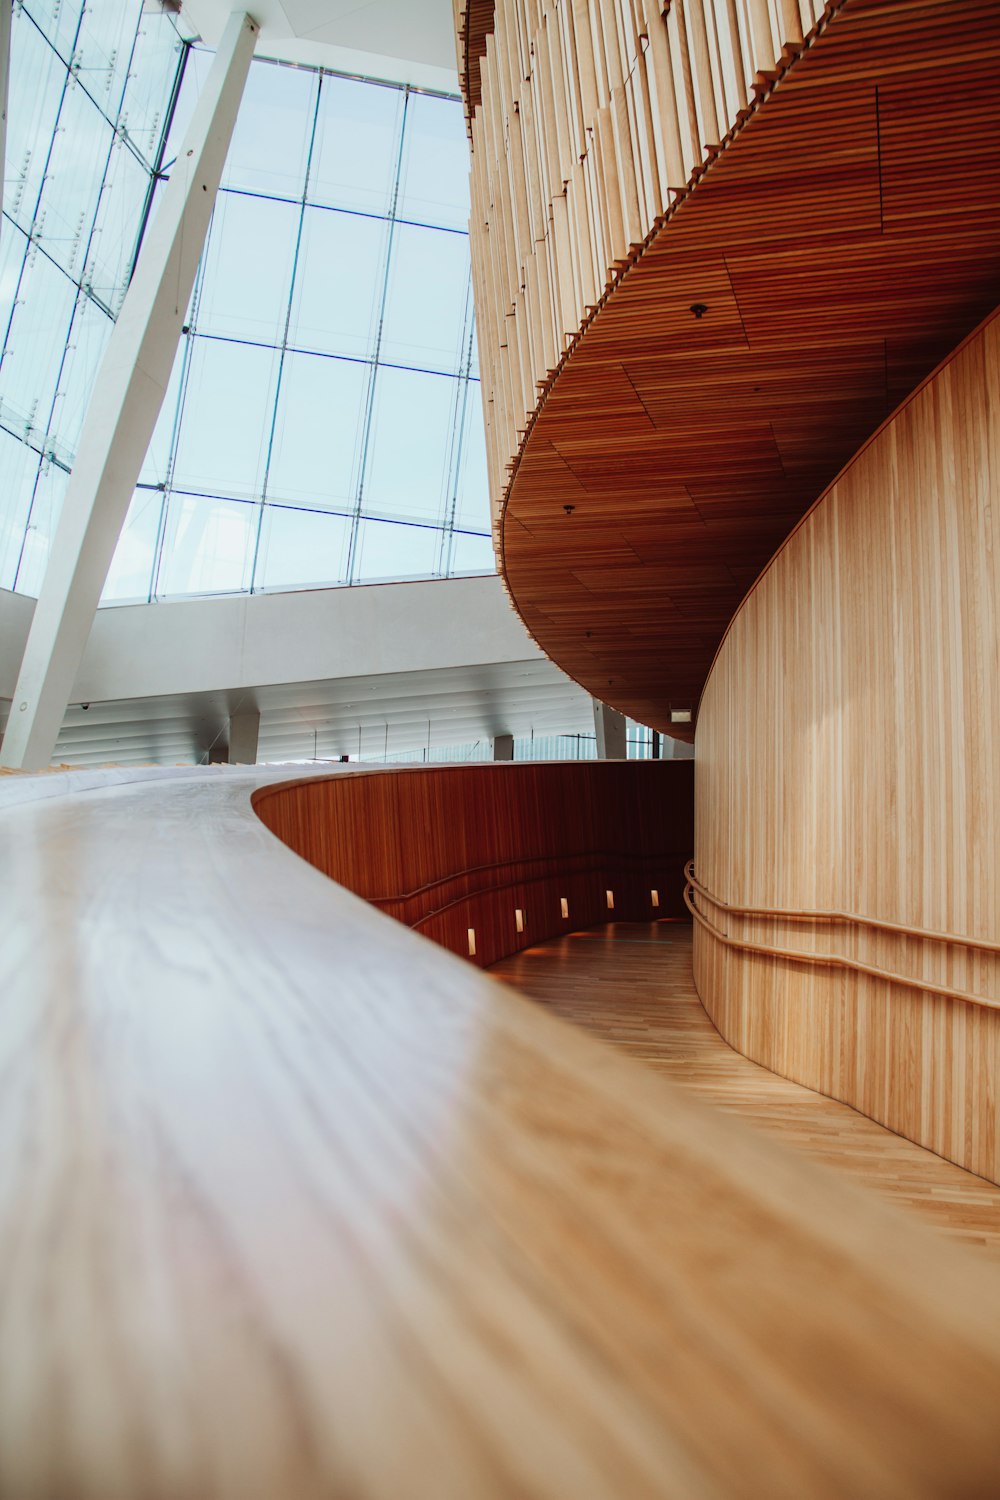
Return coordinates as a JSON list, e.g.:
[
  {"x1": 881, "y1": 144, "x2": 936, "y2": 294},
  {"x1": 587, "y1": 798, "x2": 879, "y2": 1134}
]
[
  {"x1": 651, "y1": 889, "x2": 660, "y2": 908},
  {"x1": 606, "y1": 889, "x2": 615, "y2": 910},
  {"x1": 467, "y1": 928, "x2": 477, "y2": 957},
  {"x1": 560, "y1": 897, "x2": 569, "y2": 919},
  {"x1": 515, "y1": 908, "x2": 525, "y2": 933}
]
